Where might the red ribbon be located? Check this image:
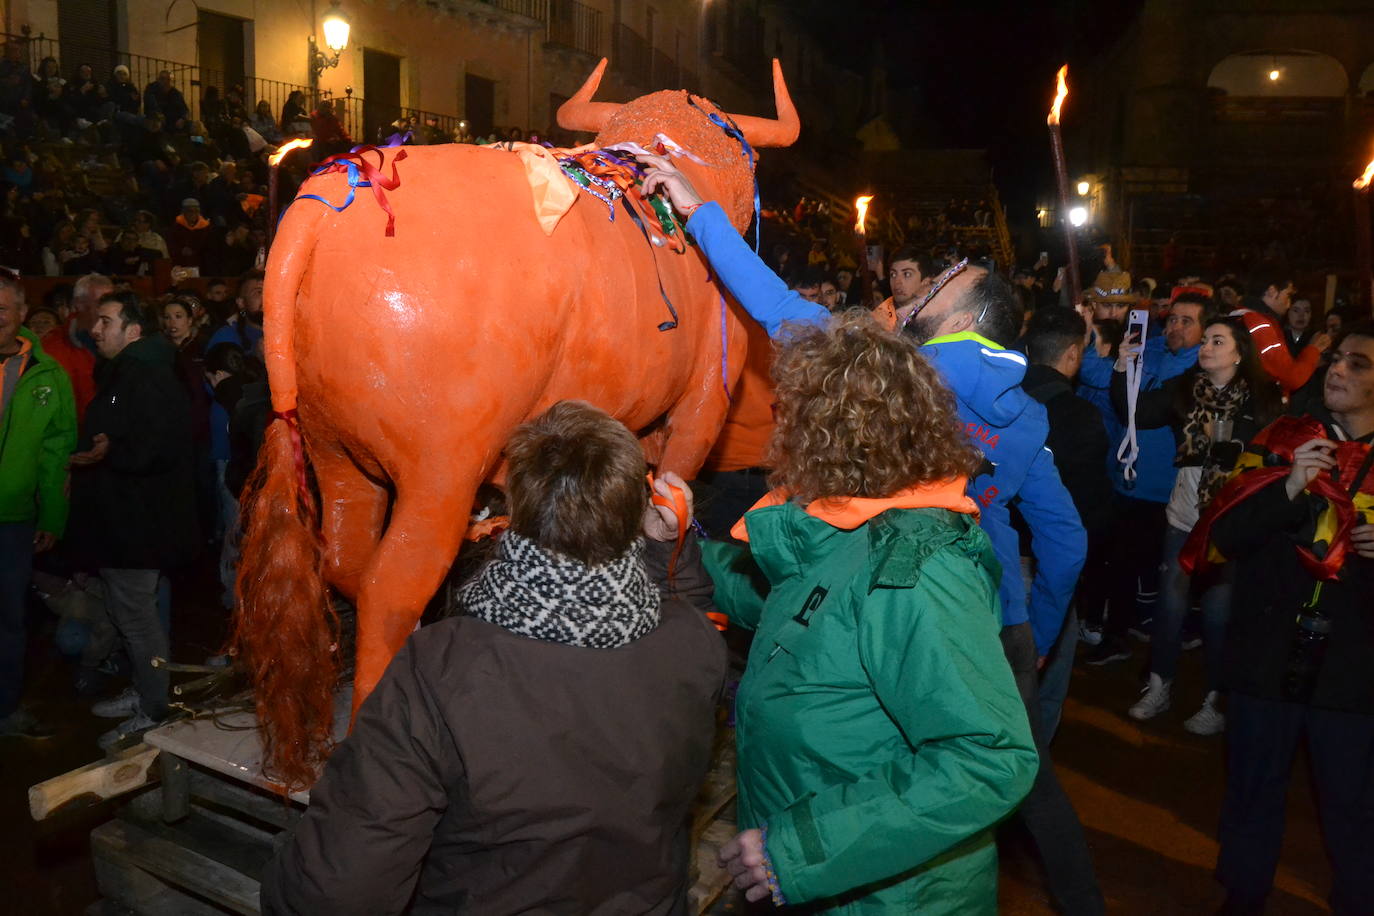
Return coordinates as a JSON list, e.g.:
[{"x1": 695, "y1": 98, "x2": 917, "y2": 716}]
[
  {"x1": 312, "y1": 146, "x2": 408, "y2": 237},
  {"x1": 272, "y1": 408, "x2": 310, "y2": 500}
]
